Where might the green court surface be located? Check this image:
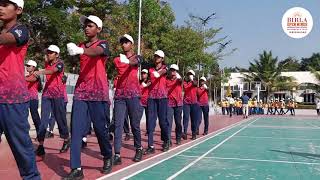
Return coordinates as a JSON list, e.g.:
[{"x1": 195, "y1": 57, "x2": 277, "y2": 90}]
[{"x1": 127, "y1": 117, "x2": 320, "y2": 180}]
